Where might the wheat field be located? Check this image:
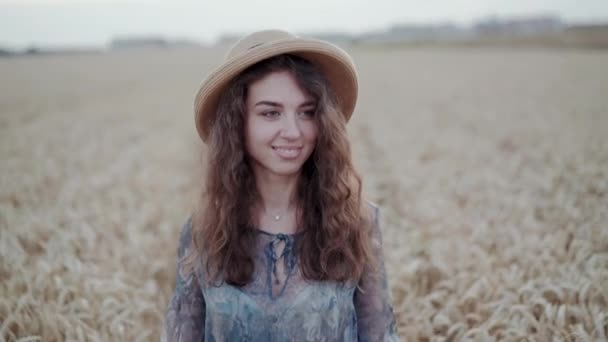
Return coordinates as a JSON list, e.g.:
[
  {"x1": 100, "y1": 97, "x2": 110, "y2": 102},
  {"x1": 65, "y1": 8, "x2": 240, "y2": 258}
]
[{"x1": 1, "y1": 45, "x2": 607, "y2": 341}]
